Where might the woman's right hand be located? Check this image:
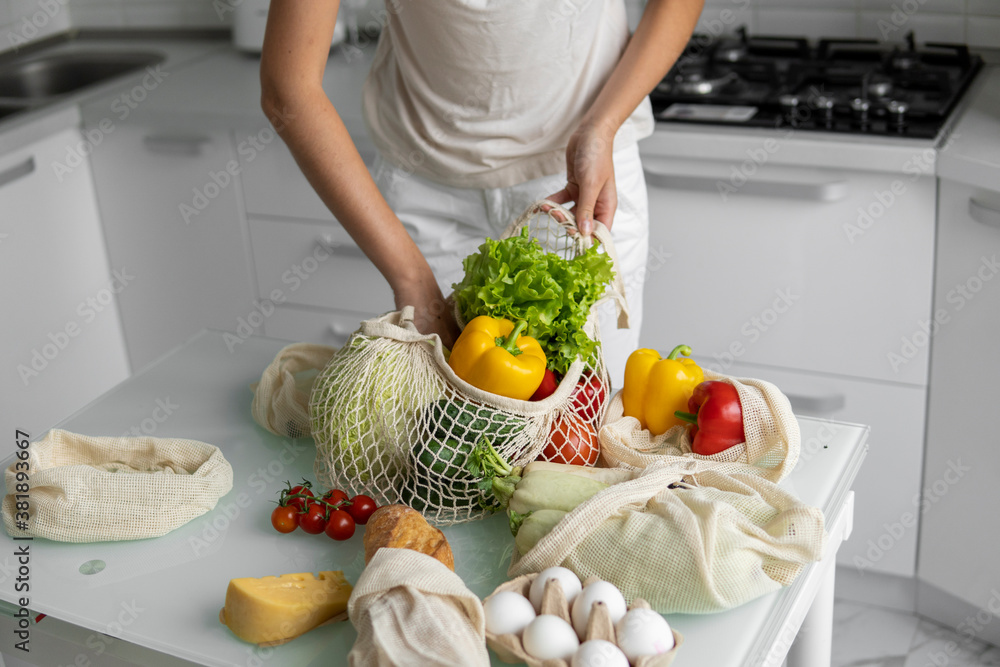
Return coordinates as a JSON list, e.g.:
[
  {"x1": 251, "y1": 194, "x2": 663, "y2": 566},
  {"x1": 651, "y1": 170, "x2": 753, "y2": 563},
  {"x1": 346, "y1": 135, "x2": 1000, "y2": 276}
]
[{"x1": 394, "y1": 275, "x2": 461, "y2": 350}]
